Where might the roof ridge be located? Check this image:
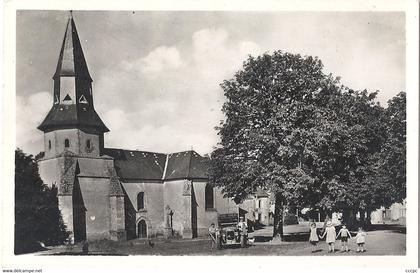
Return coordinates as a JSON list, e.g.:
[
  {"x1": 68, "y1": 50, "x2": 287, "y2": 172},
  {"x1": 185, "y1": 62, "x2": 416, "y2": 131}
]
[
  {"x1": 104, "y1": 148, "x2": 167, "y2": 155},
  {"x1": 162, "y1": 154, "x2": 169, "y2": 180},
  {"x1": 169, "y1": 149, "x2": 195, "y2": 155}
]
